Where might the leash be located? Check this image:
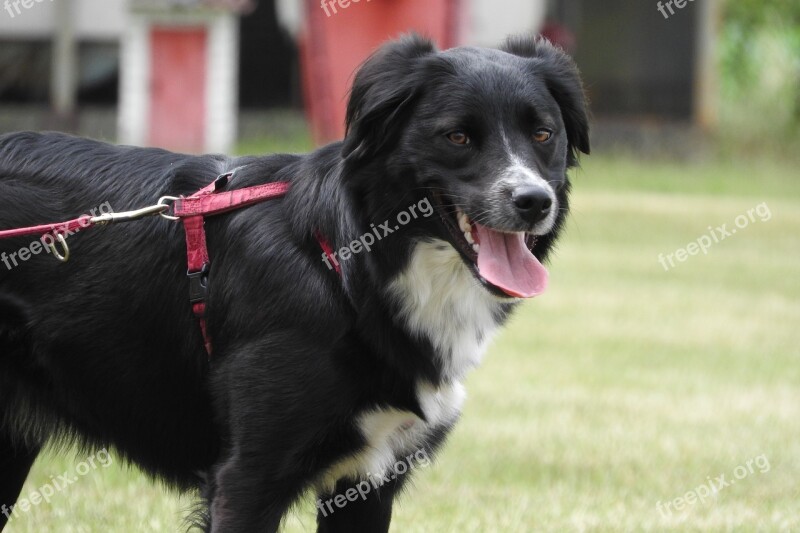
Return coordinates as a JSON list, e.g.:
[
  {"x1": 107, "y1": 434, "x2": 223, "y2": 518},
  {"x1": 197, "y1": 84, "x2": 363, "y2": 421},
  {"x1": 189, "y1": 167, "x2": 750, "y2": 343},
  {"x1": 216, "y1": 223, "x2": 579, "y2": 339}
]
[
  {"x1": 0, "y1": 203, "x2": 172, "y2": 262},
  {"x1": 0, "y1": 171, "x2": 292, "y2": 357}
]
